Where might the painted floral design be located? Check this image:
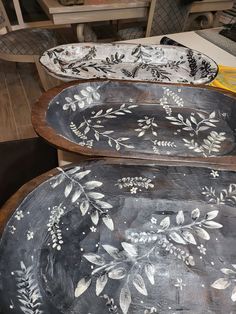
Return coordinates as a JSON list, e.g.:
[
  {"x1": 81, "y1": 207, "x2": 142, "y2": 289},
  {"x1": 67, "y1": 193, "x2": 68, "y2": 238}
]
[
  {"x1": 63, "y1": 86, "x2": 100, "y2": 111},
  {"x1": 50, "y1": 167, "x2": 114, "y2": 230},
  {"x1": 166, "y1": 111, "x2": 219, "y2": 136},
  {"x1": 202, "y1": 183, "x2": 236, "y2": 206},
  {"x1": 2, "y1": 164, "x2": 236, "y2": 314},
  {"x1": 40, "y1": 43, "x2": 218, "y2": 84},
  {"x1": 70, "y1": 104, "x2": 137, "y2": 150},
  {"x1": 74, "y1": 207, "x2": 222, "y2": 314},
  {"x1": 211, "y1": 265, "x2": 236, "y2": 302},
  {"x1": 15, "y1": 261, "x2": 43, "y2": 314},
  {"x1": 135, "y1": 116, "x2": 158, "y2": 138},
  {"x1": 116, "y1": 176, "x2": 154, "y2": 193}
]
